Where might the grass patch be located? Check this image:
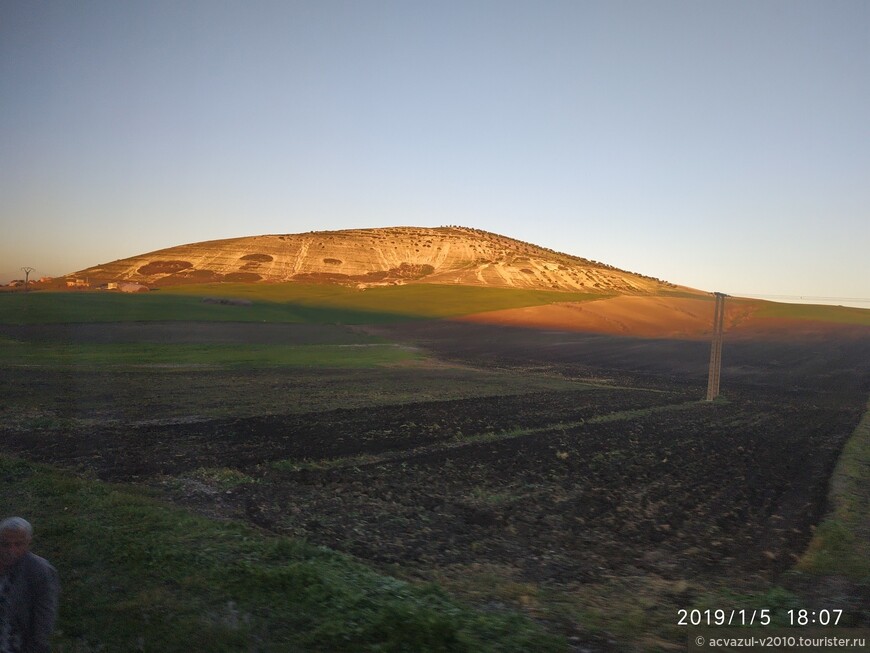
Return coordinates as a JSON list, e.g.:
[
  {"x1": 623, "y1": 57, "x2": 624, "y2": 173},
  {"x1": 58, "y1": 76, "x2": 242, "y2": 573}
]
[
  {"x1": 690, "y1": 586, "x2": 802, "y2": 628},
  {"x1": 187, "y1": 467, "x2": 256, "y2": 490},
  {"x1": 796, "y1": 396, "x2": 870, "y2": 577},
  {"x1": 271, "y1": 454, "x2": 383, "y2": 473},
  {"x1": 437, "y1": 570, "x2": 682, "y2": 648},
  {"x1": 0, "y1": 342, "x2": 417, "y2": 368},
  {"x1": 0, "y1": 285, "x2": 606, "y2": 326},
  {"x1": 0, "y1": 292, "x2": 404, "y2": 325},
  {"x1": 1, "y1": 455, "x2": 565, "y2": 652},
  {"x1": 754, "y1": 301, "x2": 870, "y2": 326}
]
